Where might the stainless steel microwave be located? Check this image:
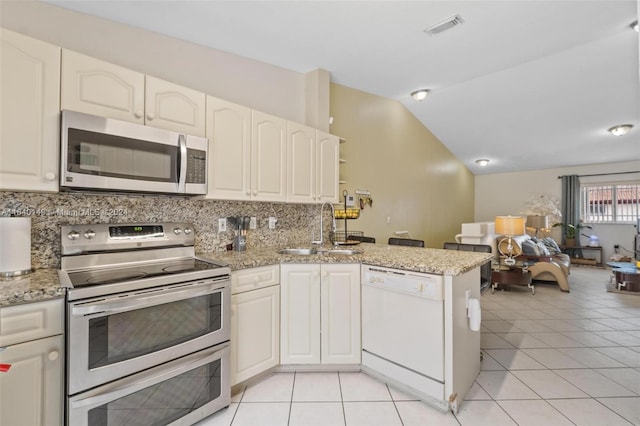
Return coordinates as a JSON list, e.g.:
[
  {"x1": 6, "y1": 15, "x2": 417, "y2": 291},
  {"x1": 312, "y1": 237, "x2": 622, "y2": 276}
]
[{"x1": 60, "y1": 110, "x2": 208, "y2": 195}]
